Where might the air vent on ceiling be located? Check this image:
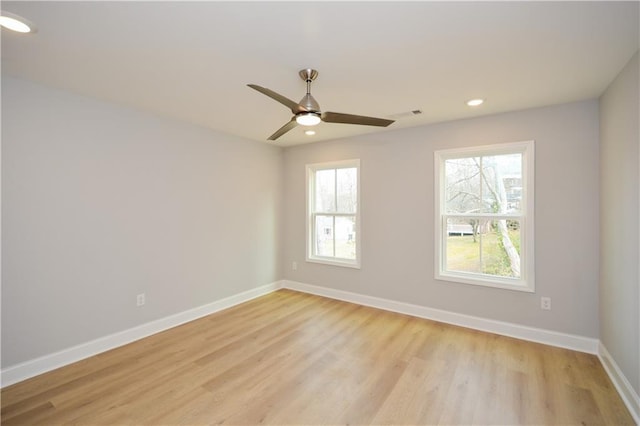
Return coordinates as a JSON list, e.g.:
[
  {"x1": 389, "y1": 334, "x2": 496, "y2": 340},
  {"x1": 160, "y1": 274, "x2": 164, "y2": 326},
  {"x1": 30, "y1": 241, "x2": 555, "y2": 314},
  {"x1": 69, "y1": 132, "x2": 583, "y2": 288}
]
[{"x1": 388, "y1": 110, "x2": 422, "y2": 119}]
